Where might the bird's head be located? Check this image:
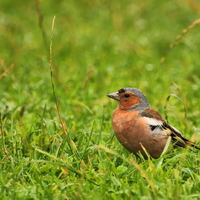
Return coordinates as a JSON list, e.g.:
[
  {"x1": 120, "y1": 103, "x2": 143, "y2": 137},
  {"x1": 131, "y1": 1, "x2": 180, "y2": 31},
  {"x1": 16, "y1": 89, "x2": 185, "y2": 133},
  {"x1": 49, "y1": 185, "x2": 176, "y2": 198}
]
[{"x1": 107, "y1": 88, "x2": 150, "y2": 111}]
